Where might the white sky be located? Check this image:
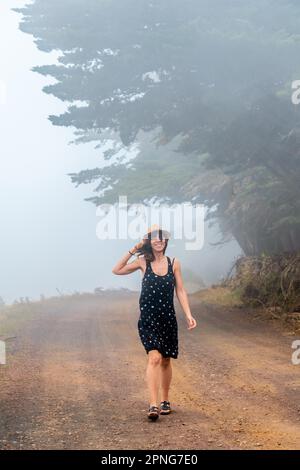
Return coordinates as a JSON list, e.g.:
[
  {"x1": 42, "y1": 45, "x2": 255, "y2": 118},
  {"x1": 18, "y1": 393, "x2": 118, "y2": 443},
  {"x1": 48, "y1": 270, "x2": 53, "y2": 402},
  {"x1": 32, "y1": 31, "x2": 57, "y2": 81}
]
[{"x1": 0, "y1": 0, "x2": 141, "y2": 303}]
